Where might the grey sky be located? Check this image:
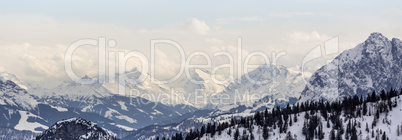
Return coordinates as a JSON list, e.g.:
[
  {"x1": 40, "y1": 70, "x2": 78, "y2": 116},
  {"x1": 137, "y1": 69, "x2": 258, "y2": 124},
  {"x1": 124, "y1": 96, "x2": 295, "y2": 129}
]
[{"x1": 0, "y1": 0, "x2": 401, "y2": 87}]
